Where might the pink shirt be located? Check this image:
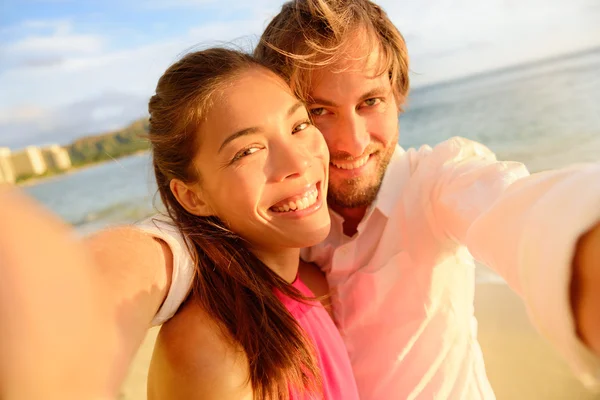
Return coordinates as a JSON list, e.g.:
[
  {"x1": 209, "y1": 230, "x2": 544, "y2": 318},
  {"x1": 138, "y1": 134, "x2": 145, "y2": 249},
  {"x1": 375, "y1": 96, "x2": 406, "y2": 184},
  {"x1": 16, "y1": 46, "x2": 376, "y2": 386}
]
[
  {"x1": 276, "y1": 277, "x2": 359, "y2": 400},
  {"x1": 139, "y1": 137, "x2": 600, "y2": 399}
]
